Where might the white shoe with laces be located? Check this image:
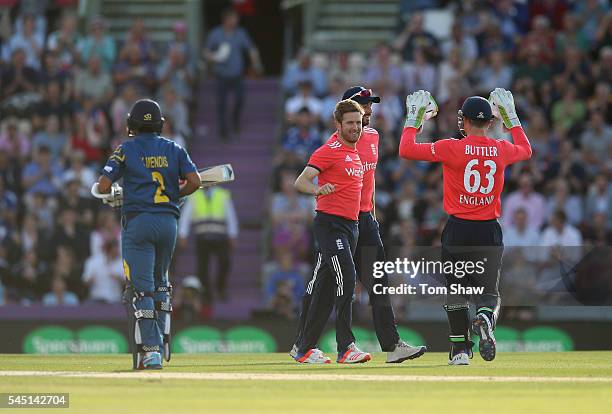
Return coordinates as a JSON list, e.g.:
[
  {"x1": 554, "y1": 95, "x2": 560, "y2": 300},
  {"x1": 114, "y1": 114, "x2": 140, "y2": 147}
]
[
  {"x1": 337, "y1": 343, "x2": 371, "y2": 364},
  {"x1": 448, "y1": 352, "x2": 470, "y2": 366},
  {"x1": 294, "y1": 348, "x2": 331, "y2": 364},
  {"x1": 386, "y1": 340, "x2": 427, "y2": 363}
]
